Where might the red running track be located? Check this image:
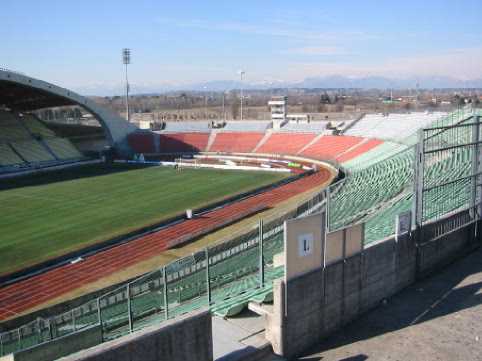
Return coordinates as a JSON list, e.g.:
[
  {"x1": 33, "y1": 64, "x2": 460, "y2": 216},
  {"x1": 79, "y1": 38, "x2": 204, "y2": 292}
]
[{"x1": 0, "y1": 170, "x2": 331, "y2": 320}]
